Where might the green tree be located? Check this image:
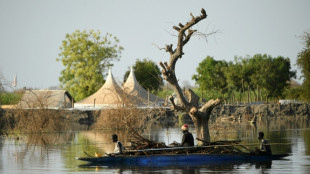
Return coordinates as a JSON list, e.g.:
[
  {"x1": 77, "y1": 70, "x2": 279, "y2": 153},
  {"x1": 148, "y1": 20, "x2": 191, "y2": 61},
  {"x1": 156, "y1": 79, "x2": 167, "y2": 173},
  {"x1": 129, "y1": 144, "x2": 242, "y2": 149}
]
[
  {"x1": 250, "y1": 54, "x2": 295, "y2": 101},
  {"x1": 239, "y1": 56, "x2": 255, "y2": 103},
  {"x1": 270, "y1": 56, "x2": 296, "y2": 97},
  {"x1": 297, "y1": 32, "x2": 310, "y2": 102},
  {"x1": 195, "y1": 54, "x2": 295, "y2": 104},
  {"x1": 57, "y1": 29, "x2": 123, "y2": 101},
  {"x1": 192, "y1": 56, "x2": 228, "y2": 100},
  {"x1": 123, "y1": 59, "x2": 163, "y2": 91},
  {"x1": 283, "y1": 81, "x2": 302, "y2": 100},
  {"x1": 230, "y1": 54, "x2": 295, "y2": 103},
  {"x1": 224, "y1": 60, "x2": 243, "y2": 102}
]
